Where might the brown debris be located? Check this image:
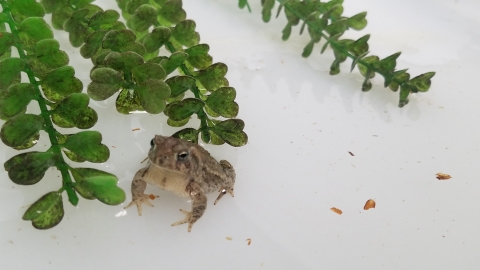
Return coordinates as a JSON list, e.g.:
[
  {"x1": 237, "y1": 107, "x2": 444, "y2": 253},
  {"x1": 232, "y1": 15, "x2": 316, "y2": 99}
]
[
  {"x1": 246, "y1": 238, "x2": 252, "y2": 245},
  {"x1": 132, "y1": 128, "x2": 140, "y2": 131},
  {"x1": 330, "y1": 207, "x2": 343, "y2": 215},
  {"x1": 226, "y1": 237, "x2": 232, "y2": 241},
  {"x1": 436, "y1": 173, "x2": 451, "y2": 180},
  {"x1": 363, "y1": 199, "x2": 376, "y2": 210},
  {"x1": 348, "y1": 151, "x2": 354, "y2": 156},
  {"x1": 148, "y1": 194, "x2": 158, "y2": 200}
]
